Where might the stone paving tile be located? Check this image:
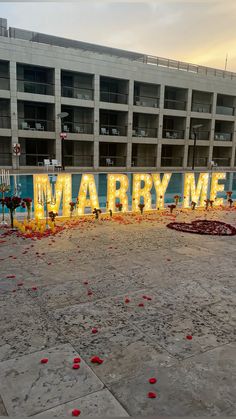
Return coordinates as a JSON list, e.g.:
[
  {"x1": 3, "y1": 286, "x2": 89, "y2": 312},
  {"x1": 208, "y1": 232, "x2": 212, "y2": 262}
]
[
  {"x1": 109, "y1": 342, "x2": 236, "y2": 417},
  {"x1": 70, "y1": 324, "x2": 175, "y2": 385},
  {"x1": 132, "y1": 310, "x2": 235, "y2": 359},
  {"x1": 0, "y1": 291, "x2": 66, "y2": 362},
  {"x1": 189, "y1": 301, "x2": 236, "y2": 328},
  {"x1": 33, "y1": 389, "x2": 129, "y2": 417},
  {"x1": 0, "y1": 343, "x2": 104, "y2": 417},
  {"x1": 0, "y1": 395, "x2": 7, "y2": 417}
]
